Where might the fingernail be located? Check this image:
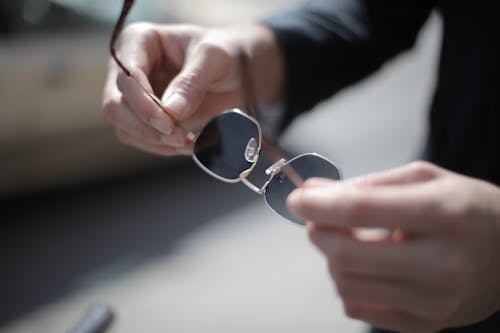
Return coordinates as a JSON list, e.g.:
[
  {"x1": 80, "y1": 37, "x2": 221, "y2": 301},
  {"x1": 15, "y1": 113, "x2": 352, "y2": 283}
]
[
  {"x1": 161, "y1": 134, "x2": 185, "y2": 147},
  {"x1": 163, "y1": 92, "x2": 188, "y2": 117},
  {"x1": 150, "y1": 117, "x2": 172, "y2": 135}
]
